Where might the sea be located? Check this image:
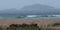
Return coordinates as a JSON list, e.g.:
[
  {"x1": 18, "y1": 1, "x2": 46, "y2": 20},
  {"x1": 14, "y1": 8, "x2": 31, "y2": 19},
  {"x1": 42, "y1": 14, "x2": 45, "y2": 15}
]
[{"x1": 0, "y1": 15, "x2": 60, "y2": 20}]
